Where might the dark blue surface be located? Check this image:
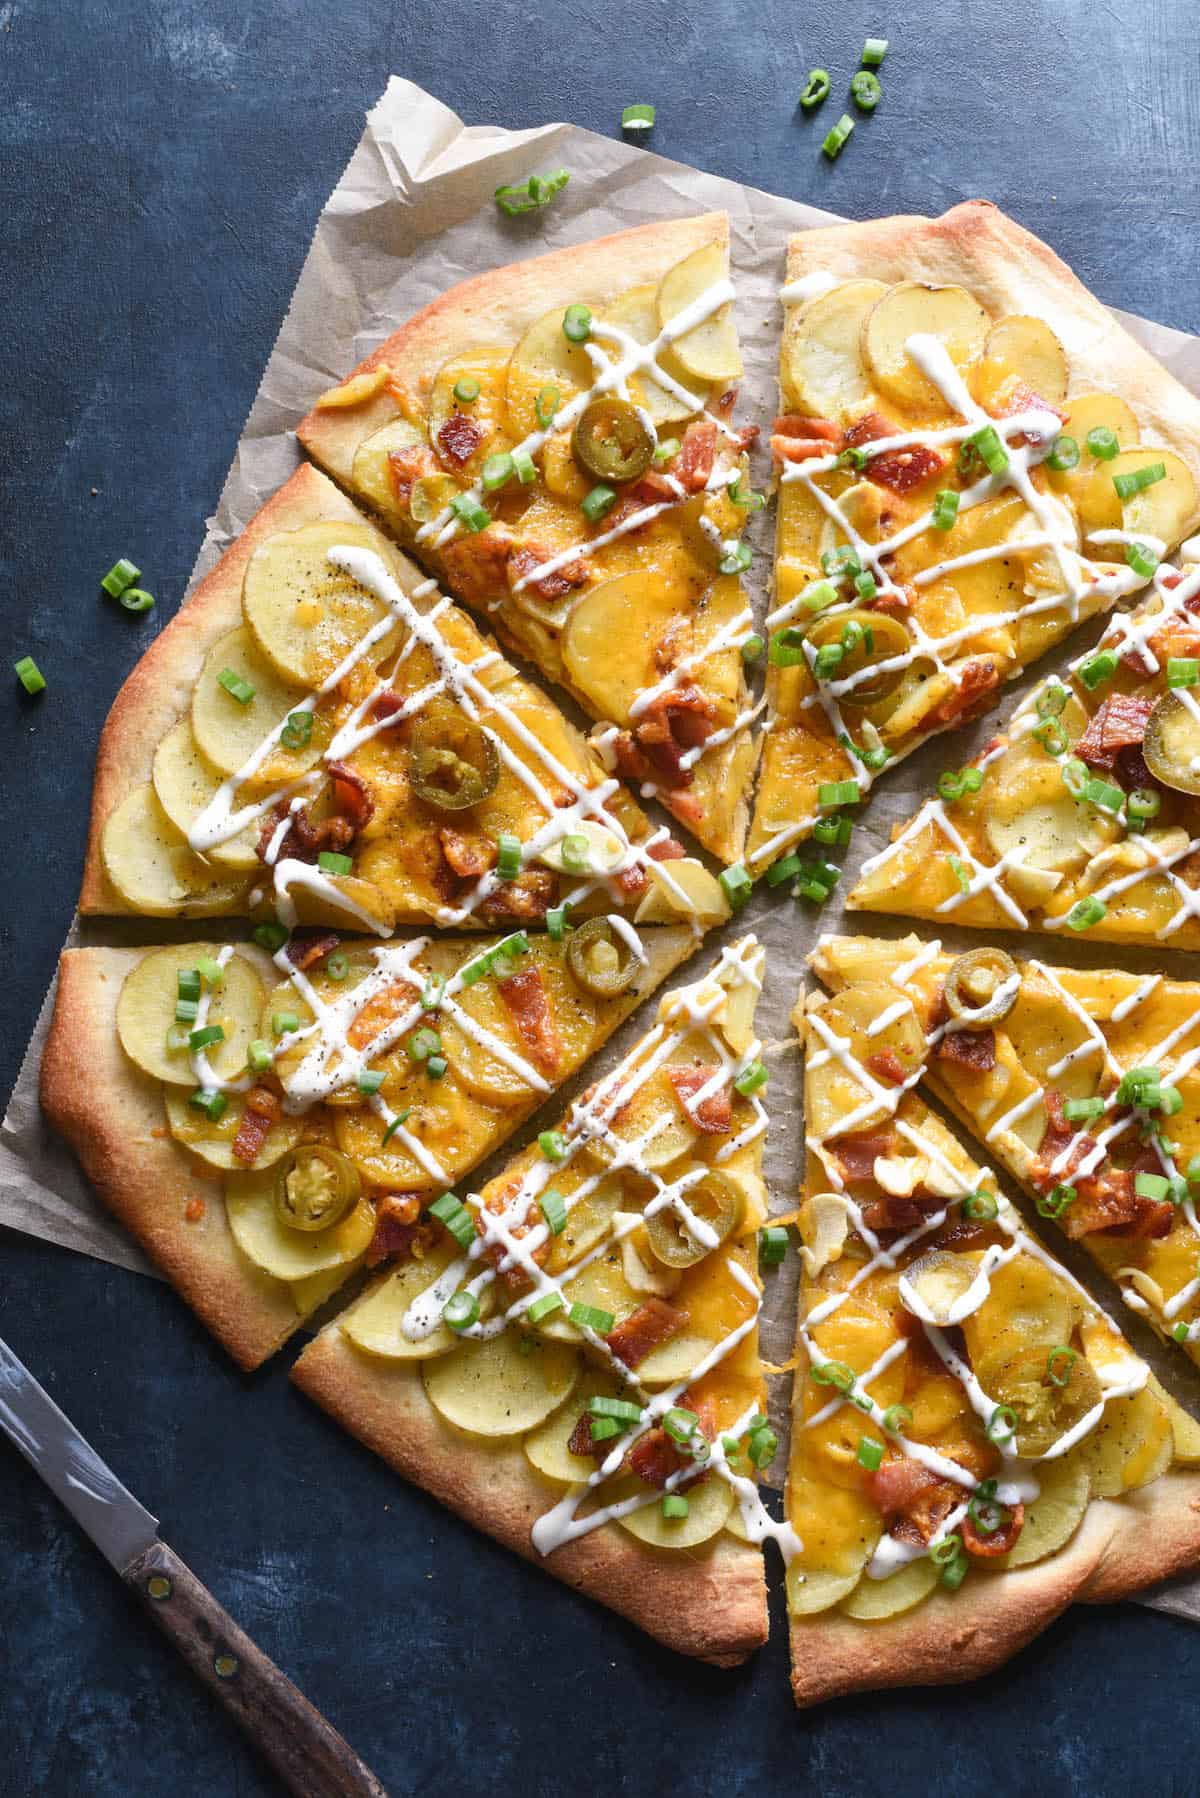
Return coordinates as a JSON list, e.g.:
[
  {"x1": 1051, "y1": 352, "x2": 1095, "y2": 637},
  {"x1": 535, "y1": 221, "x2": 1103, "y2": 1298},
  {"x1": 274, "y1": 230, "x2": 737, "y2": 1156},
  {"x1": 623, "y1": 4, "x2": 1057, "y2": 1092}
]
[{"x1": 4, "y1": 3, "x2": 1200, "y2": 1793}]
